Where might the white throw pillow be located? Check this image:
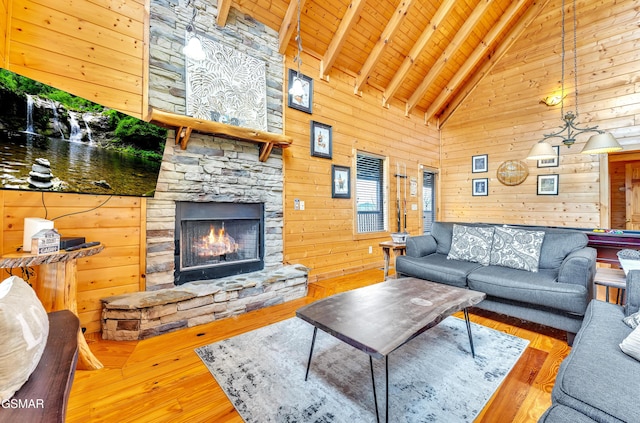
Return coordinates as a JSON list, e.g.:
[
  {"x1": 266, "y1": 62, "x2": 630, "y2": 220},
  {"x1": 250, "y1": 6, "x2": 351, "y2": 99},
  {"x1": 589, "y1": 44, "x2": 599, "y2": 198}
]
[
  {"x1": 0, "y1": 276, "x2": 49, "y2": 401},
  {"x1": 620, "y1": 325, "x2": 640, "y2": 362},
  {"x1": 447, "y1": 224, "x2": 495, "y2": 266},
  {"x1": 623, "y1": 311, "x2": 640, "y2": 329},
  {"x1": 490, "y1": 227, "x2": 545, "y2": 272}
]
